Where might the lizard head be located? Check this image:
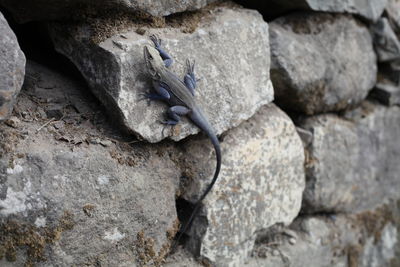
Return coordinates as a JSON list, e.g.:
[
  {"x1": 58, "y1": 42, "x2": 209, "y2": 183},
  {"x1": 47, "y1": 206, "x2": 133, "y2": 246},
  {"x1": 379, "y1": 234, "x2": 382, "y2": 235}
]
[{"x1": 144, "y1": 45, "x2": 164, "y2": 78}]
